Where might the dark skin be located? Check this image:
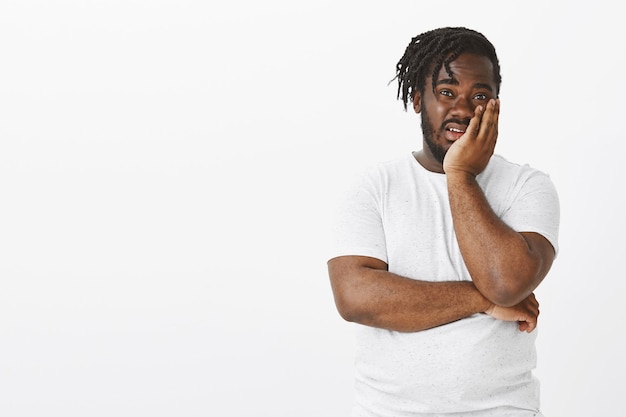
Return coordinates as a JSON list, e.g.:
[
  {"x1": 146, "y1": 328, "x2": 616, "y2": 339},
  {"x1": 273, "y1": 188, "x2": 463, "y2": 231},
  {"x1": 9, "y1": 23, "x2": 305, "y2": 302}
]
[{"x1": 328, "y1": 53, "x2": 555, "y2": 333}]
